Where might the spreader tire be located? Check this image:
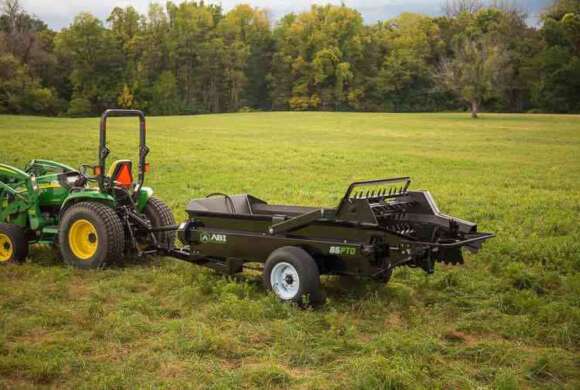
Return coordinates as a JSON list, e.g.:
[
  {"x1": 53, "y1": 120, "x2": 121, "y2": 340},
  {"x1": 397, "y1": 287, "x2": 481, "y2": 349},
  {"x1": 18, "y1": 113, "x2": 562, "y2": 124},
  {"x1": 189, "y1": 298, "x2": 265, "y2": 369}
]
[
  {"x1": 143, "y1": 197, "x2": 176, "y2": 250},
  {"x1": 0, "y1": 223, "x2": 28, "y2": 264},
  {"x1": 263, "y1": 246, "x2": 324, "y2": 306},
  {"x1": 59, "y1": 202, "x2": 125, "y2": 269}
]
